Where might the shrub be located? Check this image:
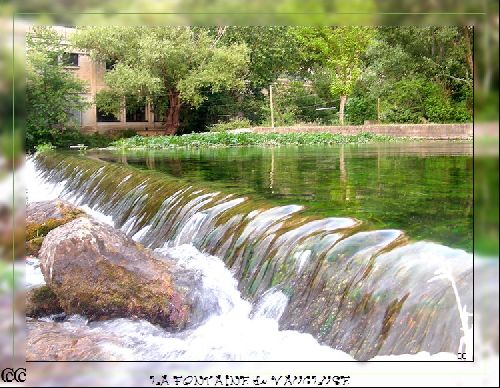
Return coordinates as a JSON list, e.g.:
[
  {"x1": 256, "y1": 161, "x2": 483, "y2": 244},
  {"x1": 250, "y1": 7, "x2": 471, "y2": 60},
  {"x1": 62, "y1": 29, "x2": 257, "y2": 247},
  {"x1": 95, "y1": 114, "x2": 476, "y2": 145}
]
[
  {"x1": 35, "y1": 142, "x2": 56, "y2": 153},
  {"x1": 263, "y1": 81, "x2": 338, "y2": 126},
  {"x1": 345, "y1": 95, "x2": 378, "y2": 125},
  {"x1": 381, "y1": 78, "x2": 472, "y2": 123},
  {"x1": 208, "y1": 118, "x2": 252, "y2": 132},
  {"x1": 118, "y1": 128, "x2": 138, "y2": 139},
  {"x1": 111, "y1": 131, "x2": 403, "y2": 150},
  {"x1": 31, "y1": 127, "x2": 117, "y2": 151}
]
